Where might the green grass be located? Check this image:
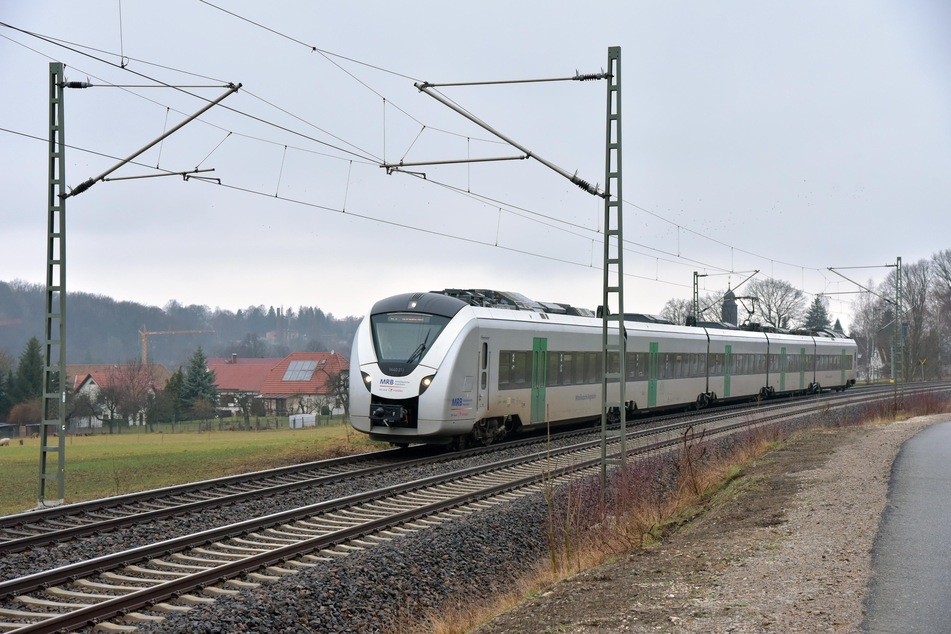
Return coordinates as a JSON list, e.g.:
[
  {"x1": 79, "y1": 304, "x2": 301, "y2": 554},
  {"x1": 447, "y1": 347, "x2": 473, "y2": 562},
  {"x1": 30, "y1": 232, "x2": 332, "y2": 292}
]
[{"x1": 0, "y1": 423, "x2": 385, "y2": 516}]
